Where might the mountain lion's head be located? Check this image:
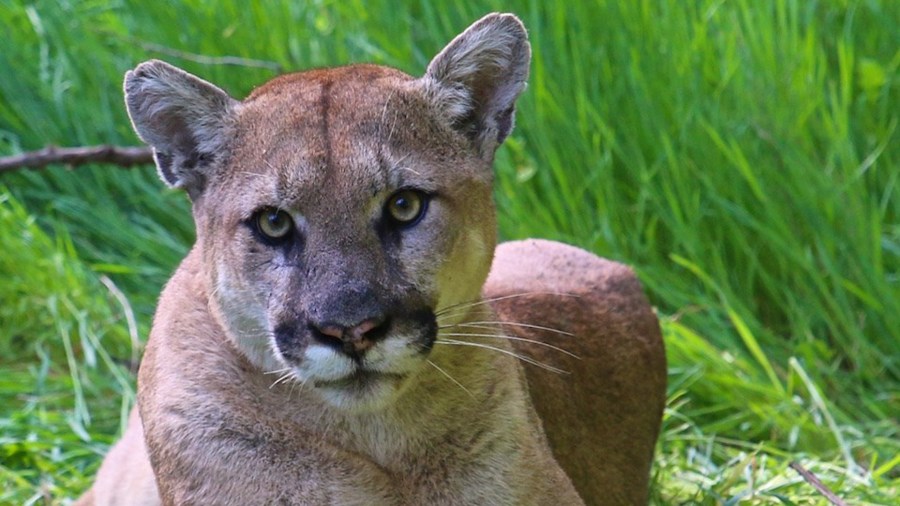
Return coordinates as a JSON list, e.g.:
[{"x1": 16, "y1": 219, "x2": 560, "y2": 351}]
[{"x1": 124, "y1": 14, "x2": 530, "y2": 411}]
